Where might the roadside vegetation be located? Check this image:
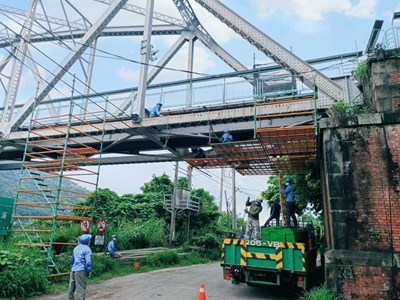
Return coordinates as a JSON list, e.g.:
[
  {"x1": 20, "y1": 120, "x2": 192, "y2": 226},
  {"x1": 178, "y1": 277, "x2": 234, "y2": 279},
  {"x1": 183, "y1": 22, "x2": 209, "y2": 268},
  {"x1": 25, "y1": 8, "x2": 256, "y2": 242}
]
[
  {"x1": 1, "y1": 171, "x2": 325, "y2": 298},
  {"x1": 299, "y1": 285, "x2": 343, "y2": 300},
  {"x1": 0, "y1": 173, "x2": 235, "y2": 298}
]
